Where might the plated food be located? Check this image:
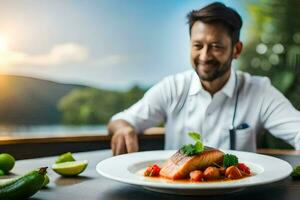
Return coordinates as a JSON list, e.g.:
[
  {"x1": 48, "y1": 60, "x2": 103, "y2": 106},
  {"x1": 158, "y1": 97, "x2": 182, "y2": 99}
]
[
  {"x1": 96, "y1": 131, "x2": 293, "y2": 195},
  {"x1": 143, "y1": 132, "x2": 252, "y2": 182}
]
